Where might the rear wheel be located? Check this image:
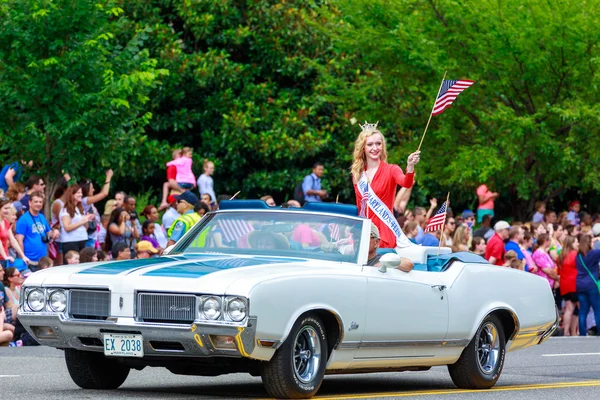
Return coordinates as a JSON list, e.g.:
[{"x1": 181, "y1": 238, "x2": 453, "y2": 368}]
[
  {"x1": 65, "y1": 349, "x2": 130, "y2": 389},
  {"x1": 448, "y1": 314, "x2": 506, "y2": 389},
  {"x1": 260, "y1": 314, "x2": 328, "y2": 399}
]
